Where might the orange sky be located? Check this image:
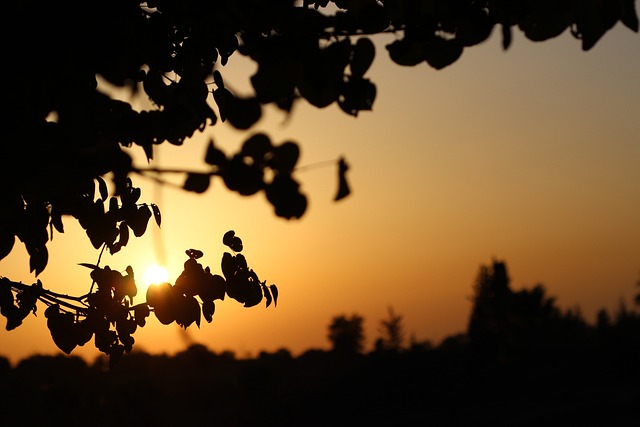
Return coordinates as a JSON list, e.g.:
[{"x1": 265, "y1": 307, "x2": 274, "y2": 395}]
[{"x1": 1, "y1": 25, "x2": 639, "y2": 365}]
